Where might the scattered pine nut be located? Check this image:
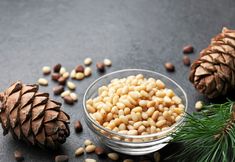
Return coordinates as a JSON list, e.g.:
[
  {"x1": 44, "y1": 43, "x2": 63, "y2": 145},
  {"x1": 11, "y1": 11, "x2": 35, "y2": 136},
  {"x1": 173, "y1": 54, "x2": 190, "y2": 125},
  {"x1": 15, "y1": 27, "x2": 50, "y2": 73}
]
[
  {"x1": 70, "y1": 93, "x2": 78, "y2": 101},
  {"x1": 38, "y1": 78, "x2": 48, "y2": 86},
  {"x1": 53, "y1": 63, "x2": 61, "y2": 73},
  {"x1": 62, "y1": 72, "x2": 70, "y2": 79},
  {"x1": 195, "y1": 101, "x2": 203, "y2": 110},
  {"x1": 96, "y1": 62, "x2": 105, "y2": 72},
  {"x1": 84, "y1": 57, "x2": 92, "y2": 66},
  {"x1": 64, "y1": 95, "x2": 74, "y2": 105},
  {"x1": 74, "y1": 120, "x2": 83, "y2": 133},
  {"x1": 95, "y1": 147, "x2": 105, "y2": 156},
  {"x1": 59, "y1": 67, "x2": 66, "y2": 75},
  {"x1": 183, "y1": 45, "x2": 194, "y2": 54},
  {"x1": 84, "y1": 139, "x2": 92, "y2": 146},
  {"x1": 104, "y1": 58, "x2": 112, "y2": 66},
  {"x1": 67, "y1": 81, "x2": 76, "y2": 90},
  {"x1": 70, "y1": 70, "x2": 76, "y2": 79},
  {"x1": 75, "y1": 147, "x2": 84, "y2": 156},
  {"x1": 107, "y1": 153, "x2": 119, "y2": 161},
  {"x1": 51, "y1": 73, "x2": 60, "y2": 81},
  {"x1": 84, "y1": 67, "x2": 92, "y2": 77},
  {"x1": 53, "y1": 85, "x2": 64, "y2": 95},
  {"x1": 76, "y1": 72, "x2": 85, "y2": 80},
  {"x1": 75, "y1": 65, "x2": 84, "y2": 73},
  {"x1": 85, "y1": 145, "x2": 96, "y2": 153},
  {"x1": 61, "y1": 90, "x2": 71, "y2": 98},
  {"x1": 85, "y1": 159, "x2": 96, "y2": 162},
  {"x1": 164, "y1": 62, "x2": 175, "y2": 72},
  {"x1": 42, "y1": 66, "x2": 51, "y2": 75}
]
